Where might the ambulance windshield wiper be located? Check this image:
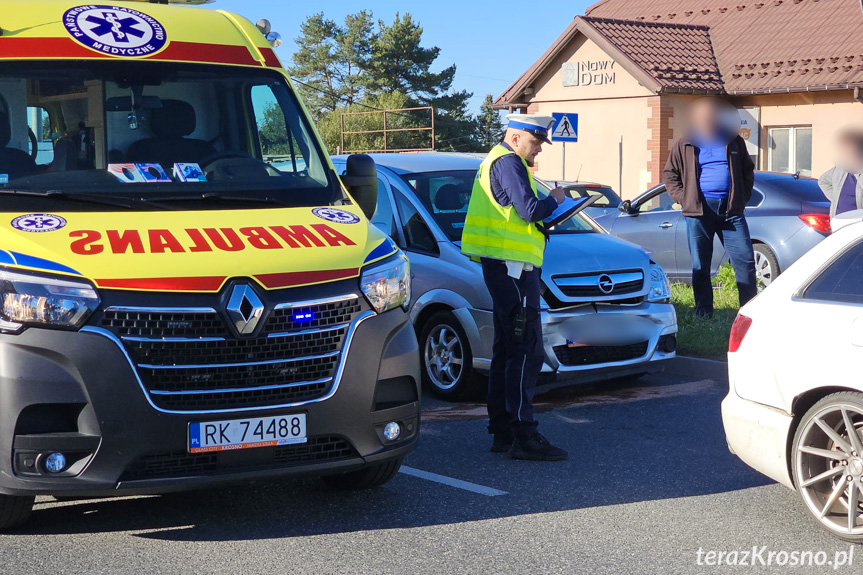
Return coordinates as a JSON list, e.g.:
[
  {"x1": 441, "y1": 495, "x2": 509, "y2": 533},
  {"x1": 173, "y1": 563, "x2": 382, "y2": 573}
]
[
  {"x1": 0, "y1": 189, "x2": 175, "y2": 210},
  {"x1": 148, "y1": 192, "x2": 292, "y2": 207}
]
